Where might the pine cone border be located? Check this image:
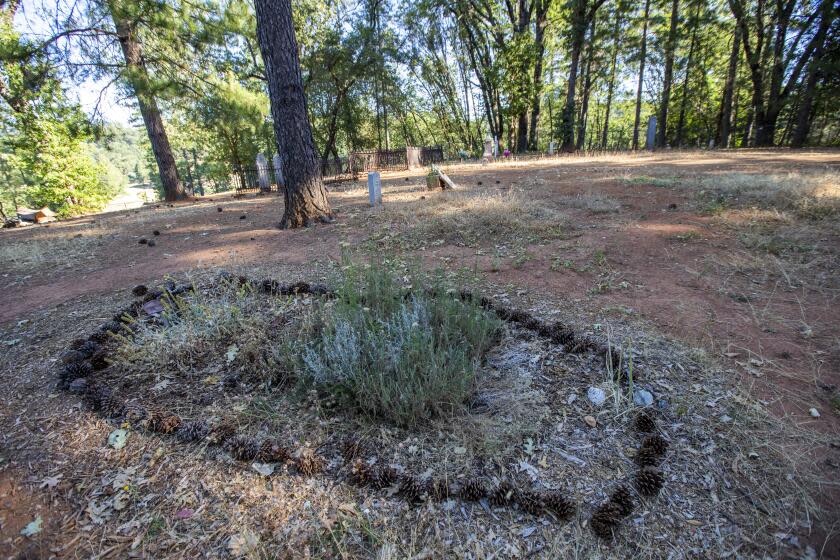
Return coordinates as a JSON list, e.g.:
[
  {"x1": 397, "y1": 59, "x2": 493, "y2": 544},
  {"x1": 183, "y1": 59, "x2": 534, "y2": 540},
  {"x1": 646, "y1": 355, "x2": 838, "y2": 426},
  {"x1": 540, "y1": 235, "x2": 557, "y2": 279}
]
[
  {"x1": 77, "y1": 340, "x2": 100, "y2": 359},
  {"x1": 100, "y1": 394, "x2": 126, "y2": 418},
  {"x1": 609, "y1": 486, "x2": 634, "y2": 517},
  {"x1": 149, "y1": 412, "x2": 181, "y2": 434},
  {"x1": 635, "y1": 466, "x2": 664, "y2": 496},
  {"x1": 209, "y1": 423, "x2": 236, "y2": 445},
  {"x1": 340, "y1": 437, "x2": 366, "y2": 462},
  {"x1": 90, "y1": 350, "x2": 110, "y2": 371},
  {"x1": 62, "y1": 361, "x2": 93, "y2": 382}
]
